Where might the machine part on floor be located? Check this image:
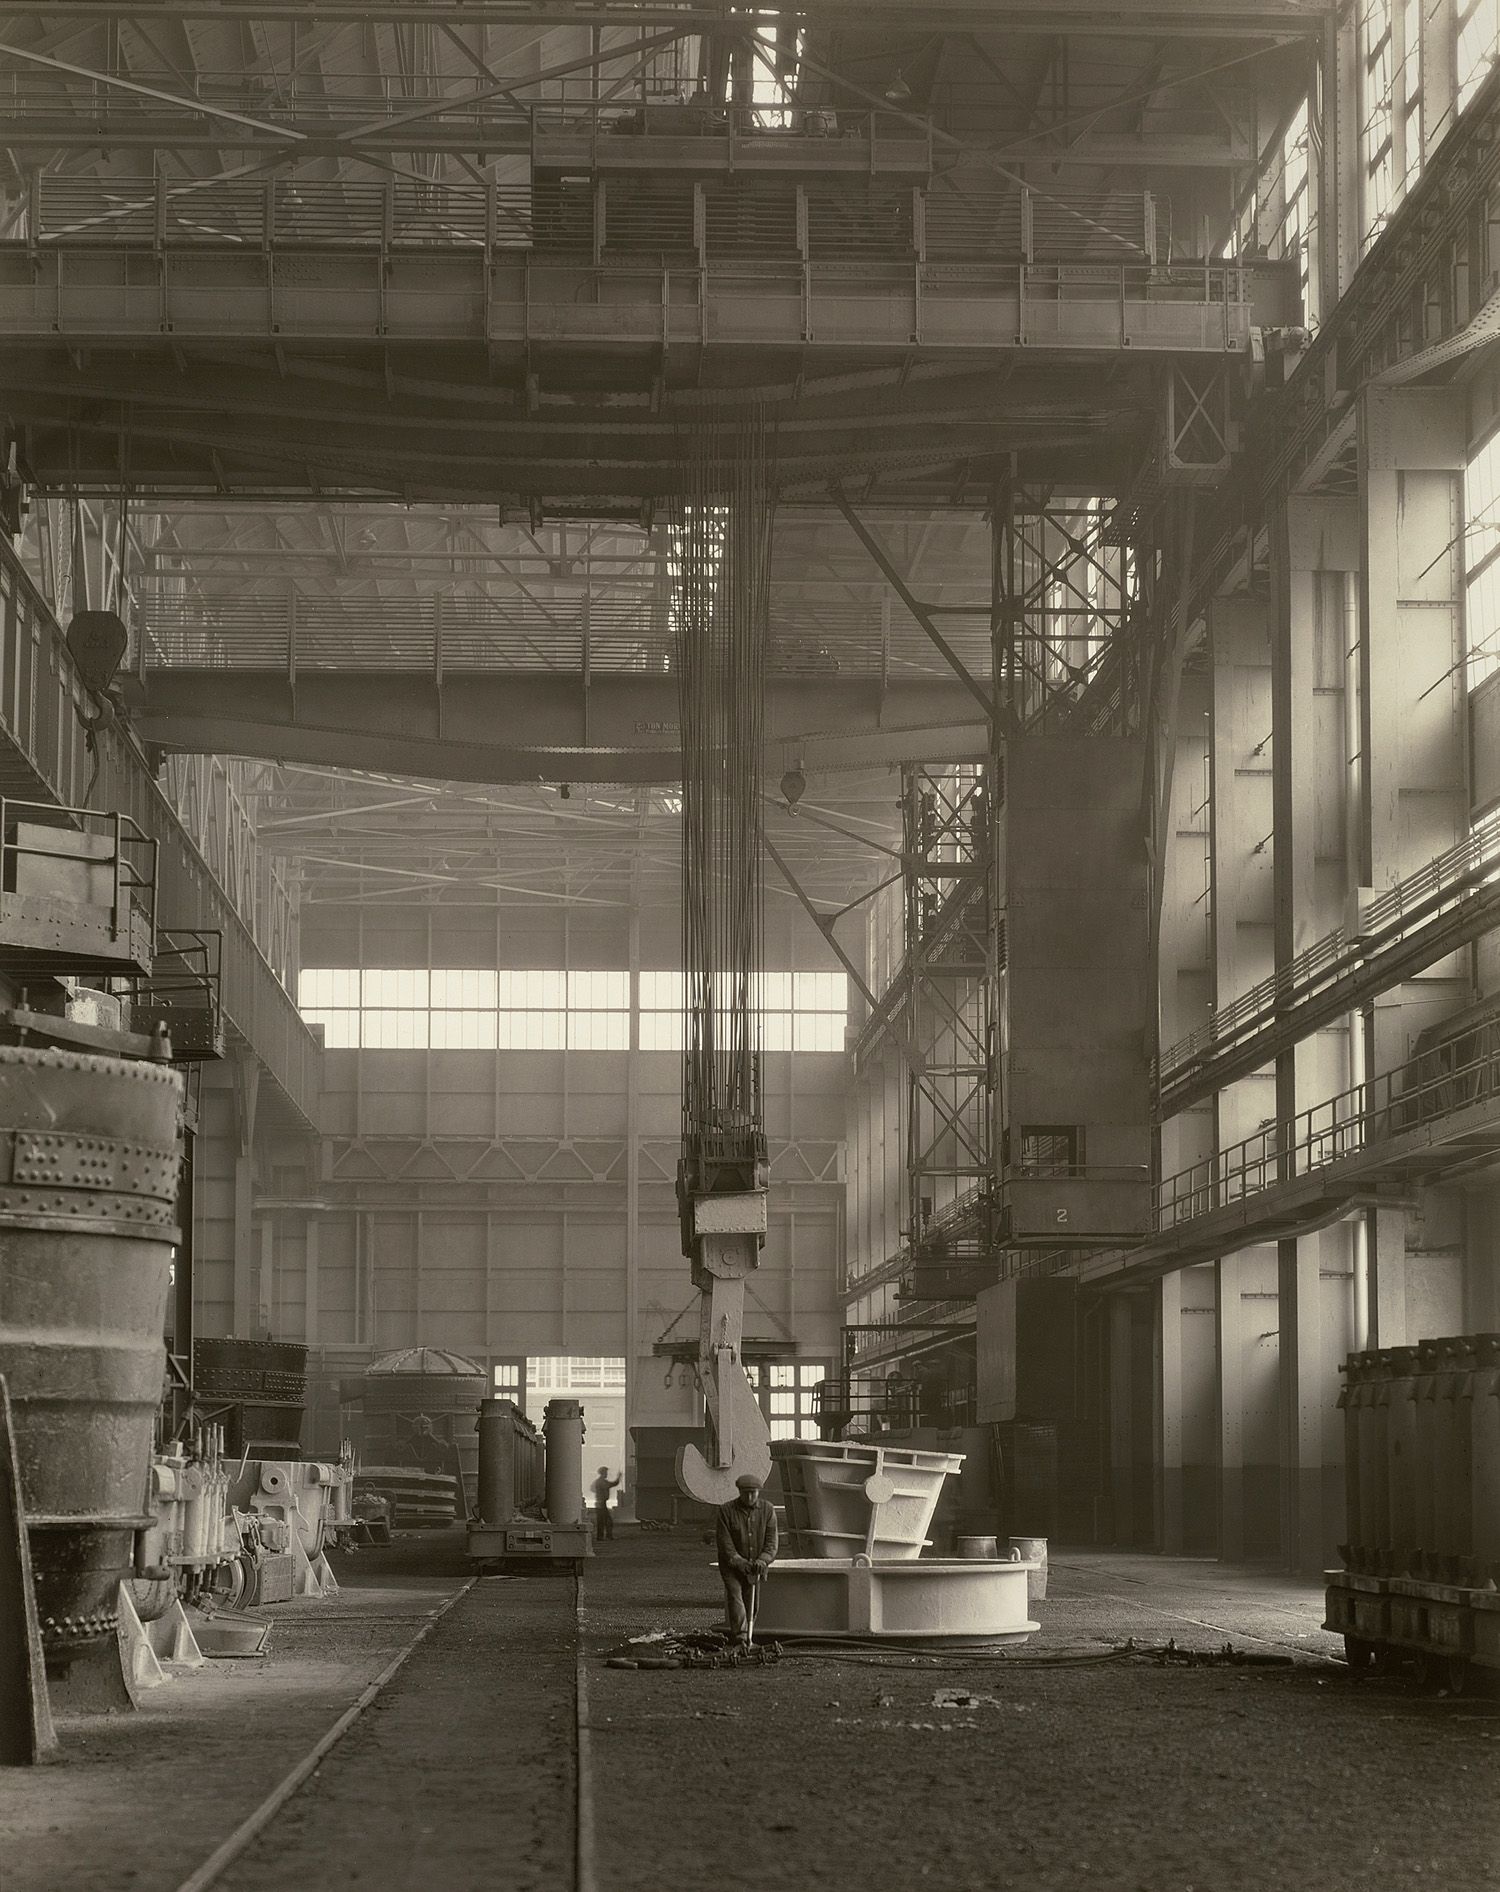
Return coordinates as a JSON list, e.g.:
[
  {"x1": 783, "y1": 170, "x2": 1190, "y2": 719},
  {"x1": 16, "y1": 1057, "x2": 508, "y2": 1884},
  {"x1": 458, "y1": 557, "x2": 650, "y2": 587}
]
[
  {"x1": 671, "y1": 412, "x2": 777, "y2": 1510},
  {"x1": 0, "y1": 1373, "x2": 57, "y2": 1765},
  {"x1": 468, "y1": 1395, "x2": 593, "y2": 1568},
  {"x1": 135, "y1": 1428, "x2": 235, "y2": 1616},
  {"x1": 116, "y1": 1581, "x2": 205, "y2": 1695},
  {"x1": 476, "y1": 1397, "x2": 545, "y2": 1526},
  {"x1": 361, "y1": 1347, "x2": 487, "y2": 1510},
  {"x1": 755, "y1": 1439, "x2": 1042, "y2": 1645},
  {"x1": 193, "y1": 1338, "x2": 308, "y2": 1462},
  {"x1": 773, "y1": 1438, "x2": 965, "y2": 1560},
  {"x1": 187, "y1": 1610, "x2": 271, "y2": 1659},
  {"x1": 746, "y1": 1554, "x2": 1040, "y2": 1647},
  {"x1": 1327, "y1": 1332, "x2": 1500, "y2": 1686},
  {"x1": 0, "y1": 1045, "x2": 184, "y2": 1673},
  {"x1": 356, "y1": 1464, "x2": 464, "y2": 1528},
  {"x1": 222, "y1": 1455, "x2": 354, "y2": 1606},
  {"x1": 544, "y1": 1398, "x2": 585, "y2": 1527},
  {"x1": 347, "y1": 1491, "x2": 394, "y2": 1547},
  {"x1": 1325, "y1": 1571, "x2": 1500, "y2": 1688},
  {"x1": 1009, "y1": 1536, "x2": 1049, "y2": 1601}
]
